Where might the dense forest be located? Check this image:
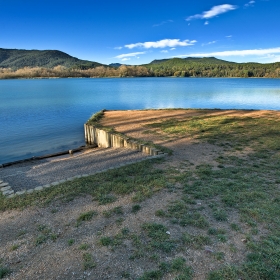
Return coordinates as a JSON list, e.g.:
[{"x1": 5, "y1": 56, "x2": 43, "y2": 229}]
[
  {"x1": 144, "y1": 57, "x2": 280, "y2": 78},
  {"x1": 0, "y1": 48, "x2": 280, "y2": 78},
  {"x1": 0, "y1": 48, "x2": 103, "y2": 69}
]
